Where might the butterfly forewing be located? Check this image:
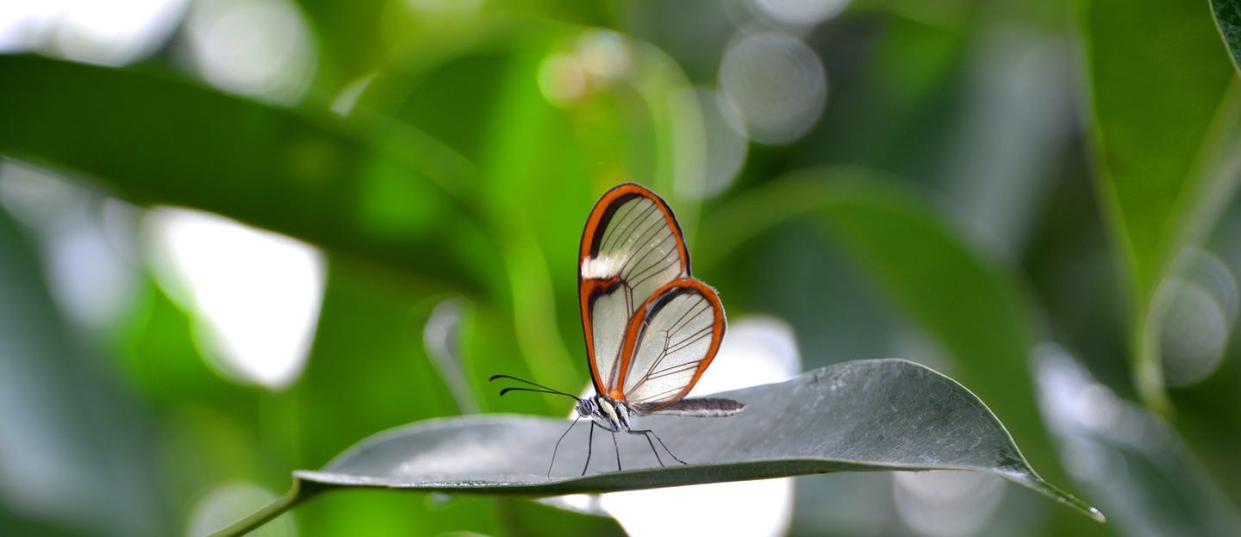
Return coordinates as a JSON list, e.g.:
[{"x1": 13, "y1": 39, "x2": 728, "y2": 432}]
[
  {"x1": 579, "y1": 184, "x2": 690, "y2": 394},
  {"x1": 615, "y1": 279, "x2": 725, "y2": 409}
]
